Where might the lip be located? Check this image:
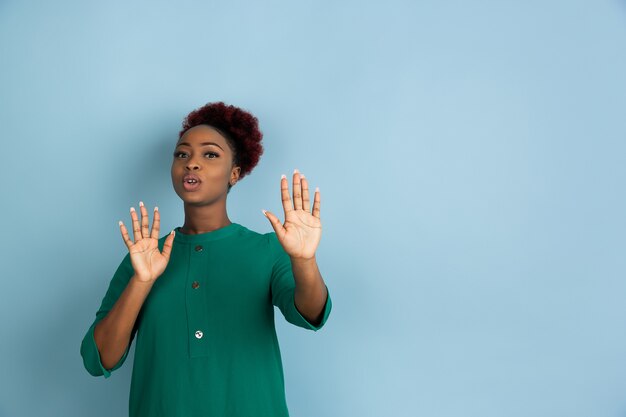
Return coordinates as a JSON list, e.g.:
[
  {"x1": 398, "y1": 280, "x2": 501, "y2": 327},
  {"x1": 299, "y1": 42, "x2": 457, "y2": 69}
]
[
  {"x1": 182, "y1": 174, "x2": 201, "y2": 192},
  {"x1": 183, "y1": 174, "x2": 201, "y2": 183}
]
